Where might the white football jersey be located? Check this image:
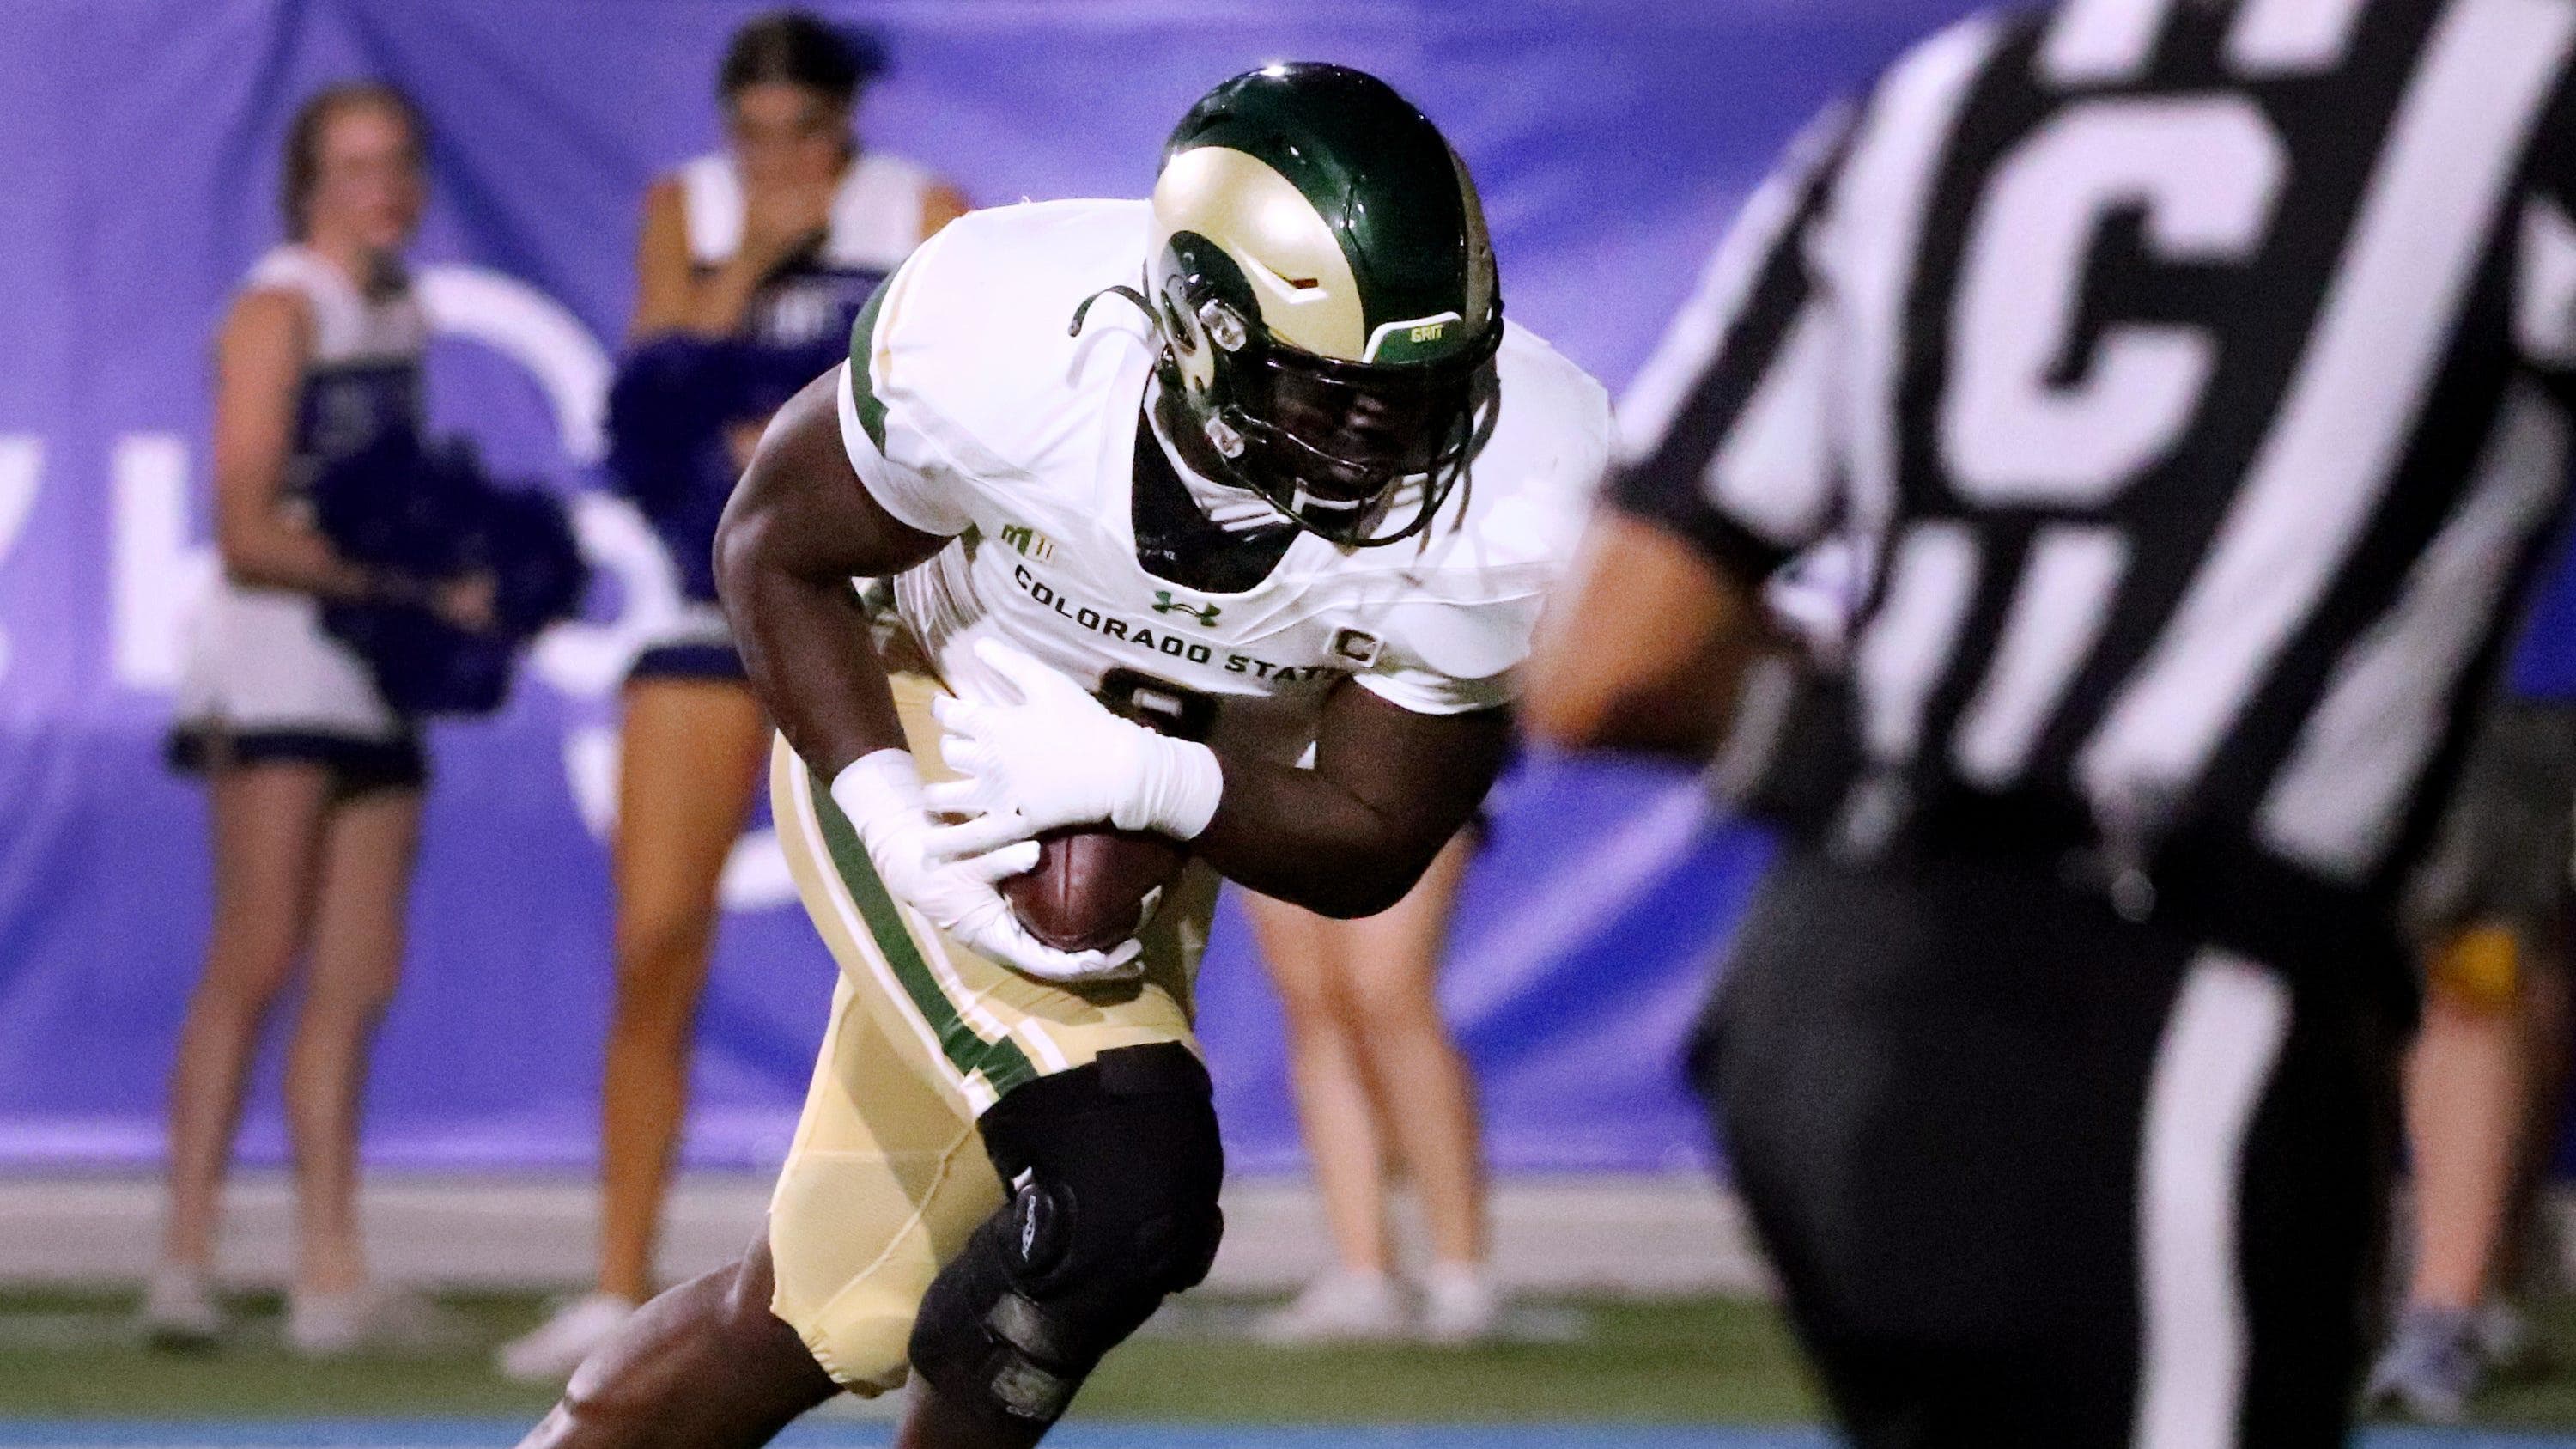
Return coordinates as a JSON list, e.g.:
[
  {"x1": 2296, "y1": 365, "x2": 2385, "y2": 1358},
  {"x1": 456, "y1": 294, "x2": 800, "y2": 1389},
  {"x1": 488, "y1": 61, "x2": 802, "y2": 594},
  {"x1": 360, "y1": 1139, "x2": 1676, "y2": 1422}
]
[{"x1": 836, "y1": 198, "x2": 1611, "y2": 764}]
